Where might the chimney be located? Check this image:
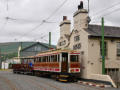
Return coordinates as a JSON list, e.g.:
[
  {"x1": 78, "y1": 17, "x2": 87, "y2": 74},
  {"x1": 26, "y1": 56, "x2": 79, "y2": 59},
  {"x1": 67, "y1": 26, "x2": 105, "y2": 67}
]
[
  {"x1": 59, "y1": 16, "x2": 71, "y2": 37},
  {"x1": 73, "y1": 1, "x2": 90, "y2": 30},
  {"x1": 78, "y1": 1, "x2": 83, "y2": 10},
  {"x1": 63, "y1": 16, "x2": 67, "y2": 21}
]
